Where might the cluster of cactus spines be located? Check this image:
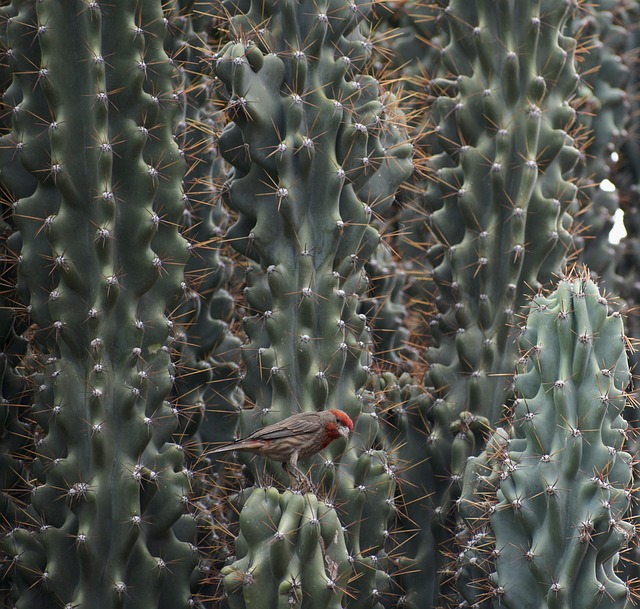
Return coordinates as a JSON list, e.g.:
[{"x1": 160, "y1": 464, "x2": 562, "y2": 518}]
[
  {"x1": 221, "y1": 488, "x2": 350, "y2": 609},
  {"x1": 0, "y1": 1, "x2": 204, "y2": 606},
  {"x1": 458, "y1": 269, "x2": 635, "y2": 608},
  {"x1": 571, "y1": 0, "x2": 633, "y2": 289}
]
